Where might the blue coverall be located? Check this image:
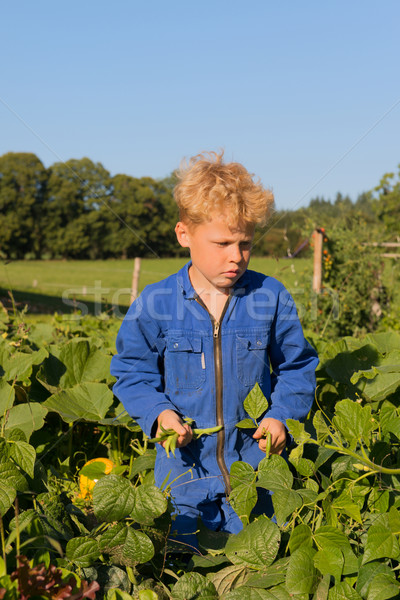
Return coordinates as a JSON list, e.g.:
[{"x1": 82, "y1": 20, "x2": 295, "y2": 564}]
[{"x1": 111, "y1": 262, "x2": 318, "y2": 540}]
